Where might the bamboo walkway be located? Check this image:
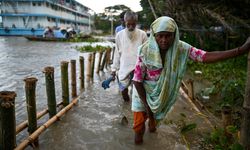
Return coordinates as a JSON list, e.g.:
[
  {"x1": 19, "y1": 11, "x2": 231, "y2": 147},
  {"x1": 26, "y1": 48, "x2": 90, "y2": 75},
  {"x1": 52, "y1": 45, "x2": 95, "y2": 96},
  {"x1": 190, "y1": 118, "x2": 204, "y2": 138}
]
[{"x1": 25, "y1": 73, "x2": 215, "y2": 150}]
